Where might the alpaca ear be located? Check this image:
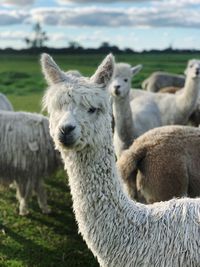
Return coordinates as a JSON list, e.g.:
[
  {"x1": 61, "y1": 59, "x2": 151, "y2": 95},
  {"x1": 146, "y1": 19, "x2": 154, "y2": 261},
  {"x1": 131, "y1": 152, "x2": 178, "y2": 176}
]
[
  {"x1": 41, "y1": 53, "x2": 67, "y2": 85},
  {"x1": 184, "y1": 68, "x2": 188, "y2": 76},
  {"x1": 184, "y1": 59, "x2": 196, "y2": 75},
  {"x1": 131, "y1": 64, "x2": 143, "y2": 76},
  {"x1": 184, "y1": 60, "x2": 191, "y2": 75},
  {"x1": 91, "y1": 54, "x2": 115, "y2": 86}
]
